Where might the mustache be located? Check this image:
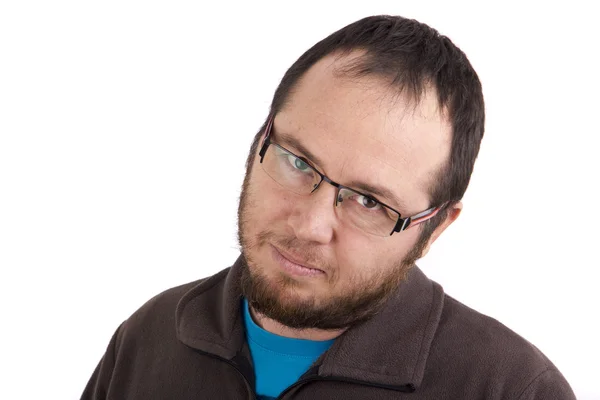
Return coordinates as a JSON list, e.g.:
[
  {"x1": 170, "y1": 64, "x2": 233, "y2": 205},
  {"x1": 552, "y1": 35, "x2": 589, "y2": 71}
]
[{"x1": 256, "y1": 230, "x2": 333, "y2": 272}]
